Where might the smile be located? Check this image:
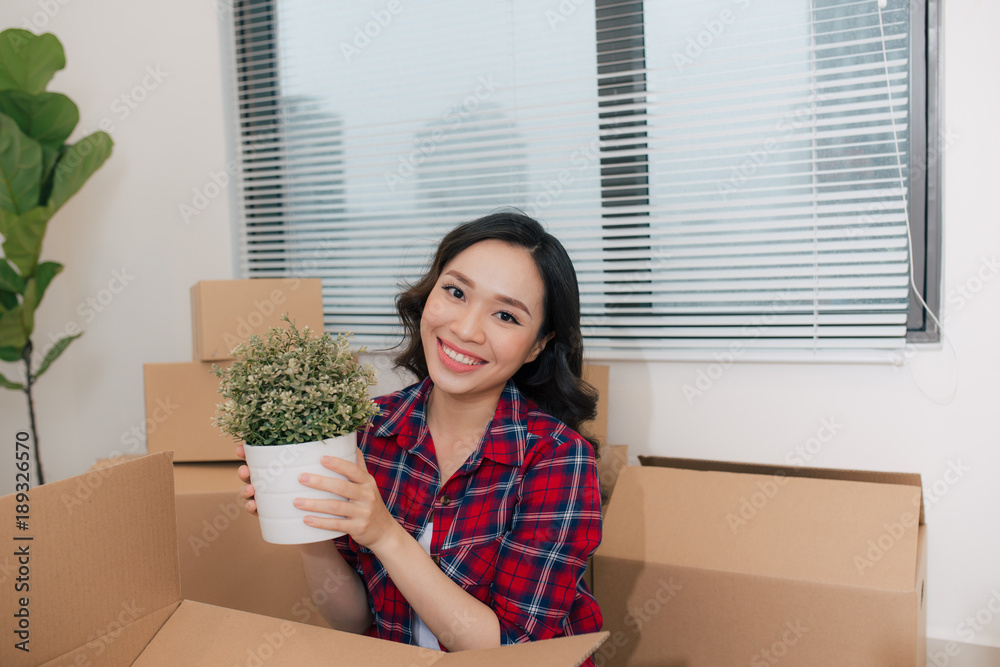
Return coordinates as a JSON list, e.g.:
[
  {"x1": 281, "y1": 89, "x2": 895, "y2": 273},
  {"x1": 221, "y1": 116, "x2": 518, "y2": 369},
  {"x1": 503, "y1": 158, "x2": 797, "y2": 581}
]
[{"x1": 439, "y1": 339, "x2": 486, "y2": 366}]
